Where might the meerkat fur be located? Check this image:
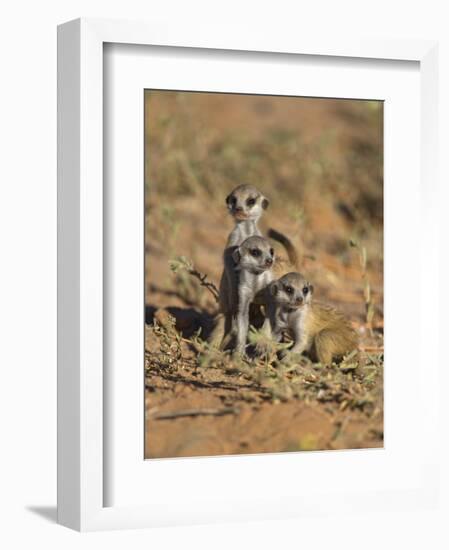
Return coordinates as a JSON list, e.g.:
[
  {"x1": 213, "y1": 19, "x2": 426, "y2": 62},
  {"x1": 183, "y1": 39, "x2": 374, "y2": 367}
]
[
  {"x1": 209, "y1": 184, "x2": 300, "y2": 349},
  {"x1": 220, "y1": 235, "x2": 275, "y2": 355},
  {"x1": 210, "y1": 185, "x2": 269, "y2": 348},
  {"x1": 266, "y1": 272, "x2": 358, "y2": 364}
]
